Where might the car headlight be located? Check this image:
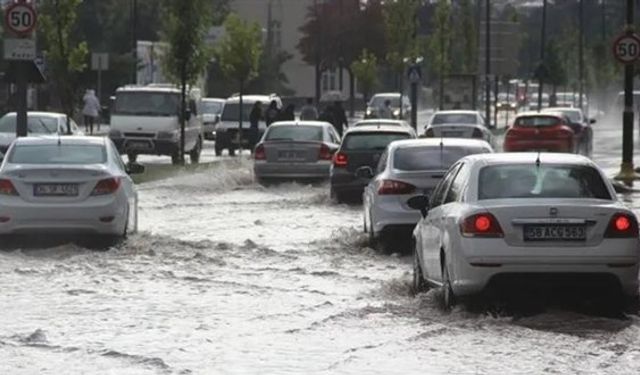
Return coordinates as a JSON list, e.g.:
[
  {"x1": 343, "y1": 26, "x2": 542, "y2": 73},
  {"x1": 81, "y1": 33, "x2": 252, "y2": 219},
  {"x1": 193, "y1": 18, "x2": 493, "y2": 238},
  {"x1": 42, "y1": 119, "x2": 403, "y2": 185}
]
[
  {"x1": 366, "y1": 108, "x2": 372, "y2": 115},
  {"x1": 157, "y1": 131, "x2": 179, "y2": 140},
  {"x1": 393, "y1": 110, "x2": 400, "y2": 117},
  {"x1": 109, "y1": 129, "x2": 122, "y2": 138}
]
